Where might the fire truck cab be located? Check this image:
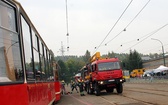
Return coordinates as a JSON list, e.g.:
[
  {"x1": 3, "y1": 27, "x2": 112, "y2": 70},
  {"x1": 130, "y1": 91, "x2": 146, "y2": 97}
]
[{"x1": 83, "y1": 52, "x2": 124, "y2": 96}]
